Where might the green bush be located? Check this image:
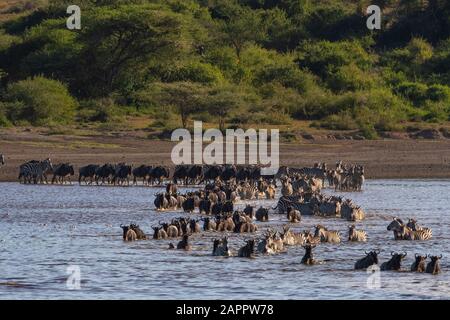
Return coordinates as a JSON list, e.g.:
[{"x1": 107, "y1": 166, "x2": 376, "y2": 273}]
[
  {"x1": 318, "y1": 111, "x2": 358, "y2": 130},
  {"x1": 4, "y1": 76, "x2": 76, "y2": 125},
  {"x1": 77, "y1": 98, "x2": 119, "y2": 123}
]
